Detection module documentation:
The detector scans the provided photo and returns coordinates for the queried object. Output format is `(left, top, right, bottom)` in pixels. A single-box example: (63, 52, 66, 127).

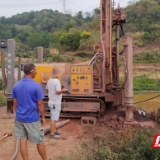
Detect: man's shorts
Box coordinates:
(48, 103, 61, 121)
(14, 120, 44, 144)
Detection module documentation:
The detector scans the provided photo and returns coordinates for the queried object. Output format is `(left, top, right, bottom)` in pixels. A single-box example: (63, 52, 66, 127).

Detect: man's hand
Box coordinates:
(41, 117, 46, 126)
(62, 88, 67, 93)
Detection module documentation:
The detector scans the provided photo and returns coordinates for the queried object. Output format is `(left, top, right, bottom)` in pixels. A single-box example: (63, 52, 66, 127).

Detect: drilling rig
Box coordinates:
(2, 0, 134, 121)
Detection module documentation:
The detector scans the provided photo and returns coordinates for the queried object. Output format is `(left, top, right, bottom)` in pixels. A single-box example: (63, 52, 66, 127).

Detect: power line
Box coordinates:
(0, 1, 60, 8)
(67, 0, 82, 10)
(81, 4, 100, 11)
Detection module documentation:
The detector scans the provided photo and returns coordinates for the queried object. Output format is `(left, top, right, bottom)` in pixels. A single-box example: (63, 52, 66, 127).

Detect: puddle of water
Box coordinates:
(134, 92, 160, 112)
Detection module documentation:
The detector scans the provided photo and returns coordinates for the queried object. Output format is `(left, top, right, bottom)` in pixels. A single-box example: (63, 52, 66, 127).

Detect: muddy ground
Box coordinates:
(0, 106, 157, 160)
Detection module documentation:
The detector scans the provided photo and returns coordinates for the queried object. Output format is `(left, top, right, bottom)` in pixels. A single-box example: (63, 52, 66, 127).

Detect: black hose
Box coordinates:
(120, 23, 125, 35)
(125, 94, 160, 105)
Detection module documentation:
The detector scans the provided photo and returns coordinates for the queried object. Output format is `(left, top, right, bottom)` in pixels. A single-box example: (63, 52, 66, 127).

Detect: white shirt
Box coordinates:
(46, 78, 62, 104)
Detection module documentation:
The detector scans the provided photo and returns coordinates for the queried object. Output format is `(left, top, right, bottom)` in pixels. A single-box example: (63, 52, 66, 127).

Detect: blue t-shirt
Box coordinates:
(12, 78, 44, 123)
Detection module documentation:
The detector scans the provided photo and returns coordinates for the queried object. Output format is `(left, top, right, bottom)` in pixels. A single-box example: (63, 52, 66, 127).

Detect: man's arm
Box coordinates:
(56, 89, 66, 95)
(13, 98, 17, 113)
(37, 99, 45, 125)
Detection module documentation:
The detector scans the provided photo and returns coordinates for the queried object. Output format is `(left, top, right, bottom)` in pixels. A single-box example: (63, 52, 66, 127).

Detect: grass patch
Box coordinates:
(57, 128, 159, 160)
(0, 92, 6, 107)
(117, 129, 160, 160)
(133, 49, 160, 63)
(120, 75, 160, 91)
(133, 75, 160, 91)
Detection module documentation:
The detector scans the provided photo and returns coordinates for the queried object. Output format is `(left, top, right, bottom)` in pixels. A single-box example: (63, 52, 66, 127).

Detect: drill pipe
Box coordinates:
(43, 119, 70, 135)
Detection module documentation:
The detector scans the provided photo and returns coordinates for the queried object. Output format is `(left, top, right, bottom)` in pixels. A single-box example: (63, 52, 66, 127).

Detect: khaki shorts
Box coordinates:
(14, 120, 44, 144)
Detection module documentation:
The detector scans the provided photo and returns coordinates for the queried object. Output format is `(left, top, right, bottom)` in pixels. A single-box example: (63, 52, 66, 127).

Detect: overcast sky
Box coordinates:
(0, 0, 131, 18)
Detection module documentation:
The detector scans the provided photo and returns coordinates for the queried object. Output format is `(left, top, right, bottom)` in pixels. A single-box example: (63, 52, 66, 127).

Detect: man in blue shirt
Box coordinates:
(12, 63, 47, 160)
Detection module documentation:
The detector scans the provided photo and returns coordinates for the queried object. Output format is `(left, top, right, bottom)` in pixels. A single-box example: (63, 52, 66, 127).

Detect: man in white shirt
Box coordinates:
(46, 66, 66, 139)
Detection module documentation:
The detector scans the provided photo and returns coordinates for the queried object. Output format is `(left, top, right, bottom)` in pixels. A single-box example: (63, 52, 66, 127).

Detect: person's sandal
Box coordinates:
(49, 134, 61, 139)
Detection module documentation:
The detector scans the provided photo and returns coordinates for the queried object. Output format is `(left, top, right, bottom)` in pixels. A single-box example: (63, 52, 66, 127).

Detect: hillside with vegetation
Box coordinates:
(0, 0, 160, 91)
(0, 8, 100, 59)
(0, 0, 160, 57)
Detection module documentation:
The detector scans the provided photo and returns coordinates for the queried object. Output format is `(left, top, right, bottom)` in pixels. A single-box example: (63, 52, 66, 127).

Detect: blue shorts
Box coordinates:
(48, 103, 61, 121)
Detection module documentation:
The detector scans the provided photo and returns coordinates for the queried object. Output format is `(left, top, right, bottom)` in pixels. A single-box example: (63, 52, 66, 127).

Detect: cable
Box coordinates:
(0, 1, 60, 8)
(125, 94, 160, 104)
(81, 4, 100, 11)
(68, 0, 82, 10)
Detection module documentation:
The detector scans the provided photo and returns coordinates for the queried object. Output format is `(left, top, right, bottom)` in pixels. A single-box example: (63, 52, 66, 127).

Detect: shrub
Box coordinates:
(0, 92, 6, 107)
(133, 49, 160, 63)
(81, 31, 91, 40)
(51, 54, 63, 62)
(0, 79, 4, 90)
(119, 129, 160, 160)
(143, 32, 150, 40)
(60, 30, 81, 51)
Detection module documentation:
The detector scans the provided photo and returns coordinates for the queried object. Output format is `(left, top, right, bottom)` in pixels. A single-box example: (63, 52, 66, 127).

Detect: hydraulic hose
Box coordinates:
(10, 139, 19, 160)
(1, 49, 7, 87)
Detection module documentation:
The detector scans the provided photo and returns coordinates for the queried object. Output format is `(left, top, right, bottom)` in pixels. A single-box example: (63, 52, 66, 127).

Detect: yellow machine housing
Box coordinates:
(33, 63, 70, 84)
(70, 65, 93, 95)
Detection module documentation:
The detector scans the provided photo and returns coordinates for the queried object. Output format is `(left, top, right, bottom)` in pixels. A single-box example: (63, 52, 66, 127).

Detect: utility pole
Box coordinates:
(62, 0, 67, 14)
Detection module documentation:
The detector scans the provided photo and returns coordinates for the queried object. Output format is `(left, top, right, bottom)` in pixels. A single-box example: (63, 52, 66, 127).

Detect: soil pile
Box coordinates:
(99, 109, 151, 128)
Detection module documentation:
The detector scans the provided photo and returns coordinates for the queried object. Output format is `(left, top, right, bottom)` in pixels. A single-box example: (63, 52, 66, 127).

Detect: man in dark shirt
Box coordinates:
(12, 63, 47, 160)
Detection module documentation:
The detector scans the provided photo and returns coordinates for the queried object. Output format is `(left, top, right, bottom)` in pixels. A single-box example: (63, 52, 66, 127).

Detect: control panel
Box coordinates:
(71, 65, 93, 95)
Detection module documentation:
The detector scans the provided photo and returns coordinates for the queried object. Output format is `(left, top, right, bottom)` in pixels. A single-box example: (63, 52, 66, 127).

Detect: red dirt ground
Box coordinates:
(0, 106, 157, 160)
(0, 106, 84, 160)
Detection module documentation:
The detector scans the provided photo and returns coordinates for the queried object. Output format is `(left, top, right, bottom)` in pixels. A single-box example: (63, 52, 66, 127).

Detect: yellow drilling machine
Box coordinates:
(1, 0, 134, 123)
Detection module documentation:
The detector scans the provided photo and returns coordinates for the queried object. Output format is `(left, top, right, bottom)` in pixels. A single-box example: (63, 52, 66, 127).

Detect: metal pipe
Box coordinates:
(88, 53, 97, 65)
(43, 119, 70, 135)
(1, 48, 7, 87)
(37, 46, 43, 63)
(122, 35, 134, 121)
(18, 57, 21, 81)
(109, 0, 112, 72)
(7, 39, 15, 114)
(116, 25, 120, 83)
(101, 37, 106, 93)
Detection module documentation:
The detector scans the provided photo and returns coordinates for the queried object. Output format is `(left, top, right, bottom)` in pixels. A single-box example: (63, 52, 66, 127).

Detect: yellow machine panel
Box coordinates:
(71, 65, 93, 95)
(34, 63, 70, 84)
